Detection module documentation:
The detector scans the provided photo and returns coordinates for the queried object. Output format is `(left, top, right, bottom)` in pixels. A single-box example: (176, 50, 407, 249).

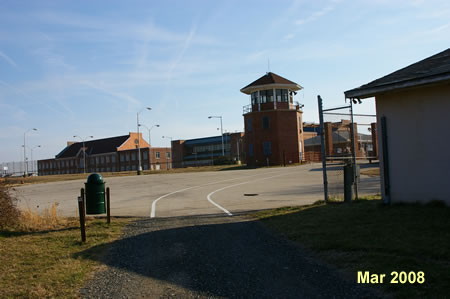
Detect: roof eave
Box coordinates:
(345, 73, 450, 99)
(240, 83, 303, 95)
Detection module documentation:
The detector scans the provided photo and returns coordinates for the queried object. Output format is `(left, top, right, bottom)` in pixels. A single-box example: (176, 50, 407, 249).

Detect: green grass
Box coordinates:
(0, 217, 132, 298)
(255, 197, 450, 298)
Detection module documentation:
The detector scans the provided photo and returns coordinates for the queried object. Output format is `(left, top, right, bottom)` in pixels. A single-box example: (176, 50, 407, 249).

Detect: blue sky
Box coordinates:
(1, 0, 449, 162)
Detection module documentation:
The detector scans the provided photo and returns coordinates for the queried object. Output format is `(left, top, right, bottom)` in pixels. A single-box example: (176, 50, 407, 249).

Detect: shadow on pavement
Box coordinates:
(76, 215, 375, 298)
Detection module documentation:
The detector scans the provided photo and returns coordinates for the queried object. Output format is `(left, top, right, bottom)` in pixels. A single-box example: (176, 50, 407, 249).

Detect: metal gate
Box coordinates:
(318, 95, 380, 202)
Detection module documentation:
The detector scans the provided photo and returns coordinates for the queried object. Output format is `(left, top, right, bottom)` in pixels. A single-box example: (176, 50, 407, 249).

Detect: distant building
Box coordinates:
(303, 120, 377, 162)
(37, 132, 171, 175)
(241, 72, 304, 167)
(172, 133, 244, 168)
(345, 48, 450, 205)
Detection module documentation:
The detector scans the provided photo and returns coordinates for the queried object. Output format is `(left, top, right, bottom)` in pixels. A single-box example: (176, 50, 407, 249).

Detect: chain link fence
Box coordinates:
(318, 96, 380, 201)
(1, 161, 37, 177)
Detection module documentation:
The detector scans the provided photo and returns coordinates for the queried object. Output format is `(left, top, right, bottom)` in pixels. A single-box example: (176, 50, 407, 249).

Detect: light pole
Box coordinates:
(137, 107, 152, 174)
(23, 128, 37, 176)
(74, 135, 94, 174)
(139, 124, 160, 170)
(30, 145, 41, 174)
(208, 116, 224, 156)
(162, 136, 173, 170)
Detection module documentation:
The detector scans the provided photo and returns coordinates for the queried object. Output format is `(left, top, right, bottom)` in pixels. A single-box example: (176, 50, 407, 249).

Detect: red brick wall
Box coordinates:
(244, 109, 303, 167)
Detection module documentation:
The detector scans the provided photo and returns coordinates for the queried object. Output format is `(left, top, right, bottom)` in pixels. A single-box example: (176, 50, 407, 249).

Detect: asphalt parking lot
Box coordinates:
(15, 163, 380, 218)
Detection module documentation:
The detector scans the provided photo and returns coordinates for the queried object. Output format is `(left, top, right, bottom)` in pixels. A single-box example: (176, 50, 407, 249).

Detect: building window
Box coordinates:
(251, 92, 258, 105)
(96, 157, 99, 164)
(247, 118, 252, 132)
(106, 155, 110, 163)
(166, 152, 170, 159)
(282, 89, 288, 102)
(120, 154, 125, 162)
(101, 156, 105, 164)
(112, 155, 116, 163)
(263, 141, 272, 156)
(131, 152, 136, 161)
(126, 154, 129, 161)
(156, 152, 160, 159)
(259, 90, 267, 103)
(262, 116, 270, 129)
(267, 89, 274, 102)
(249, 144, 254, 157)
(143, 151, 148, 160)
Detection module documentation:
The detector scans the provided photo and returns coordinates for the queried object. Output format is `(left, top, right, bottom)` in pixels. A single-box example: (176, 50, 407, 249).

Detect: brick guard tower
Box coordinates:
(241, 72, 304, 167)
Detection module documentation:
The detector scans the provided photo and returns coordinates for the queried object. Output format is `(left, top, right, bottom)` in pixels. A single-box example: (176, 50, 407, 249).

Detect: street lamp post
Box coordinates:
(208, 116, 224, 156)
(23, 128, 37, 176)
(137, 107, 152, 174)
(139, 124, 160, 170)
(74, 135, 94, 174)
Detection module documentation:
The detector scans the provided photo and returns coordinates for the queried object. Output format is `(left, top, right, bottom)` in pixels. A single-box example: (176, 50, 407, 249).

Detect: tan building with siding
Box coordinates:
(345, 48, 450, 205)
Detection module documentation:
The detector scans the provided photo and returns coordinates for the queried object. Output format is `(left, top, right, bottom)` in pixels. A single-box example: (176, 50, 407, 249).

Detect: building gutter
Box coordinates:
(344, 73, 450, 99)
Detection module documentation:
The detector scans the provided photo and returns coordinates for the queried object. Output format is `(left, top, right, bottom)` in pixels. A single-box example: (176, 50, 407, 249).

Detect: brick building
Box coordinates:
(303, 120, 377, 162)
(241, 72, 304, 167)
(37, 132, 171, 175)
(172, 133, 244, 168)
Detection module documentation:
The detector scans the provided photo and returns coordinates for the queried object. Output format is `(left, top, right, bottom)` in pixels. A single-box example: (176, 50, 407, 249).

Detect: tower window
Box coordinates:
(260, 90, 267, 103)
(267, 89, 274, 102)
(249, 144, 254, 157)
(262, 116, 270, 129)
(251, 92, 258, 105)
(263, 141, 272, 156)
(247, 118, 252, 132)
(282, 89, 289, 102)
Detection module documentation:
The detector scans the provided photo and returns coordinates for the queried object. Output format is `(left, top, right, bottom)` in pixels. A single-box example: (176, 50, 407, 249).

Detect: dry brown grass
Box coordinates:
(360, 168, 380, 177)
(19, 203, 76, 231)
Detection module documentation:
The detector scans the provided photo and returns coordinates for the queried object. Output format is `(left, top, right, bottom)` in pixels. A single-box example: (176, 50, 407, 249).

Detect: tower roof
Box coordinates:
(240, 72, 302, 94)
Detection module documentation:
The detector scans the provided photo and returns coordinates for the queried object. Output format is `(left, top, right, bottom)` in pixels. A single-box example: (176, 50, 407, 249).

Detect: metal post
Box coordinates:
(79, 188, 86, 242)
(106, 187, 111, 224)
(350, 100, 358, 201)
(236, 139, 240, 162)
(220, 117, 224, 156)
(137, 112, 142, 174)
(318, 95, 328, 203)
(380, 116, 391, 204)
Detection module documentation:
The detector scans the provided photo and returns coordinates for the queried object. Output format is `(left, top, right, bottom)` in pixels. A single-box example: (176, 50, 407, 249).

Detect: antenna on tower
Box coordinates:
(267, 58, 271, 73)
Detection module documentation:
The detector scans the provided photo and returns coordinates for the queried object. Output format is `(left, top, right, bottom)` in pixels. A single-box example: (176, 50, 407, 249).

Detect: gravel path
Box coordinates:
(81, 215, 377, 298)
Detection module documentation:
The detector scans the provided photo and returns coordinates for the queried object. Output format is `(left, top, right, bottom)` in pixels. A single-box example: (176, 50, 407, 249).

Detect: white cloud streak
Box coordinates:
(295, 0, 340, 25)
(0, 50, 17, 68)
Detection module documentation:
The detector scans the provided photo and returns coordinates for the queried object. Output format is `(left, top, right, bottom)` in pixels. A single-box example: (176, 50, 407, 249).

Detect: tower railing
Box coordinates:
(242, 102, 304, 114)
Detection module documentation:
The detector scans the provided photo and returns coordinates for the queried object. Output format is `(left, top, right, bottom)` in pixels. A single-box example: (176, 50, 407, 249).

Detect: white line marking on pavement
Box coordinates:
(206, 173, 291, 216)
(150, 171, 283, 218)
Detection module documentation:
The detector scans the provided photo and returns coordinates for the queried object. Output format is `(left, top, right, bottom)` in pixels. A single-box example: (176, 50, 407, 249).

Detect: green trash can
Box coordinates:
(85, 173, 106, 215)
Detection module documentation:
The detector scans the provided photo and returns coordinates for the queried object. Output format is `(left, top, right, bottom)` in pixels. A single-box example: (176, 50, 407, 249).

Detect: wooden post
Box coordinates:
(78, 188, 86, 242)
(106, 187, 111, 224)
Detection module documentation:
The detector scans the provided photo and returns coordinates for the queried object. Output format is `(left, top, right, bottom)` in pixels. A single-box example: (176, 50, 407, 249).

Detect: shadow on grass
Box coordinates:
(218, 165, 253, 171)
(0, 226, 80, 238)
(257, 199, 450, 298)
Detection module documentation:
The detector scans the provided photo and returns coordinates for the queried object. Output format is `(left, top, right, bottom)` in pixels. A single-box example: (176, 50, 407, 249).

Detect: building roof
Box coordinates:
(55, 135, 130, 158)
(240, 72, 302, 94)
(345, 48, 450, 99)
